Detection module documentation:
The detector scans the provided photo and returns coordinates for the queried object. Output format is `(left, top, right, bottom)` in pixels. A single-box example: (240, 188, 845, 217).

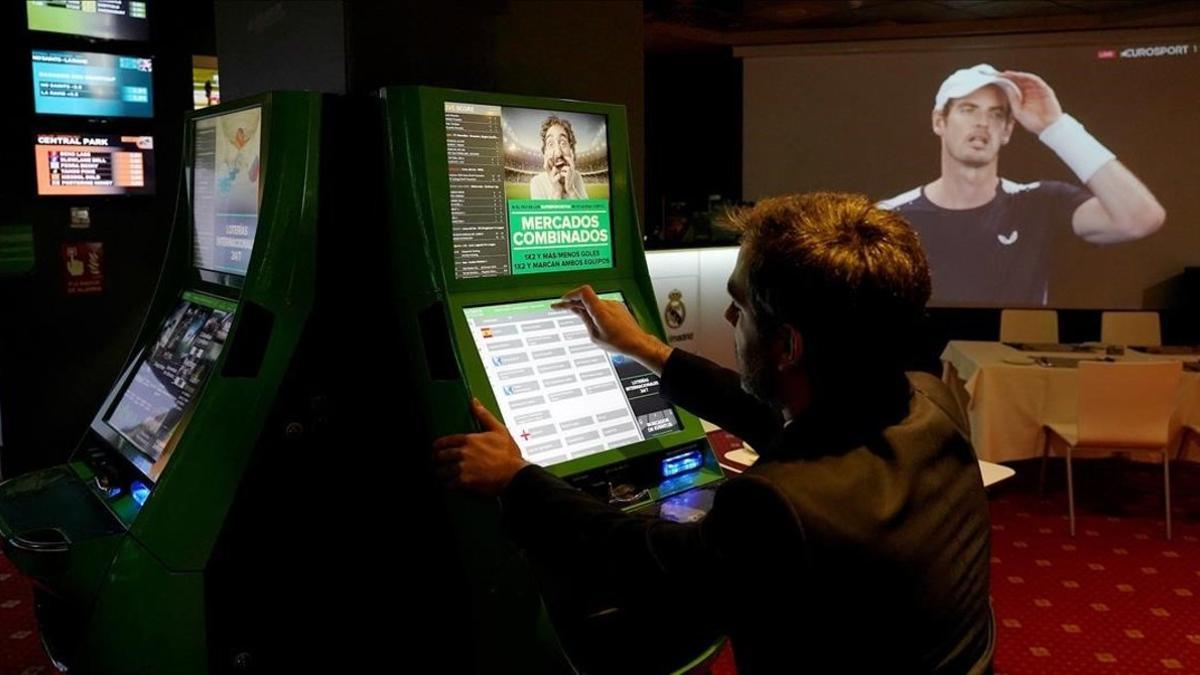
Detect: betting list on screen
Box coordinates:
(31, 49, 153, 118)
(464, 293, 682, 467)
(192, 107, 263, 277)
(34, 133, 154, 196)
(443, 102, 613, 279)
(104, 292, 235, 470)
(26, 1, 149, 41)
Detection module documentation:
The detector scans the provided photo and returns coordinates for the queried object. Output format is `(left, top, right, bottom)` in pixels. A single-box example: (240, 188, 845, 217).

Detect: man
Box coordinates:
(880, 64, 1165, 305)
(529, 115, 589, 200)
(434, 193, 993, 673)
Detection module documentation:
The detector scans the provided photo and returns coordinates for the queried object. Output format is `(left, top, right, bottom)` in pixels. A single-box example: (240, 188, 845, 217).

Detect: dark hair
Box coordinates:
(540, 115, 577, 152)
(725, 192, 931, 382)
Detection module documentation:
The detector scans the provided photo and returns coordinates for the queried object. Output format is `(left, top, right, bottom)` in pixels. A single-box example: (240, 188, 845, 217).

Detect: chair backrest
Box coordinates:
(1077, 361, 1181, 448)
(1100, 311, 1161, 346)
(1000, 309, 1059, 344)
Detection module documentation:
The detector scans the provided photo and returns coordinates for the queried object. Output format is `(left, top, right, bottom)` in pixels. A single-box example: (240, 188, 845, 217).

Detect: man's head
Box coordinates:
(932, 64, 1019, 168)
(540, 115, 577, 180)
(723, 193, 931, 409)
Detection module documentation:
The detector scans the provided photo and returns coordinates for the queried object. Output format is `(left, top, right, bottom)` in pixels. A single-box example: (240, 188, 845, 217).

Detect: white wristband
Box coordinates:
(1038, 113, 1115, 184)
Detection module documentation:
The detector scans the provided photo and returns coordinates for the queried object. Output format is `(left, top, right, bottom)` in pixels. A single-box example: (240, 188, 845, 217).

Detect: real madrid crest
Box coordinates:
(664, 289, 686, 329)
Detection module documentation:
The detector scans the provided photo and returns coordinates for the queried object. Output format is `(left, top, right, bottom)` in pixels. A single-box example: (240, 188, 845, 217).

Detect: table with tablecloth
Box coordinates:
(940, 341, 1200, 463)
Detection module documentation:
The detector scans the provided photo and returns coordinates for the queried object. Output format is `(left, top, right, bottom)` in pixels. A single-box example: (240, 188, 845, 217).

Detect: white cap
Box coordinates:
(934, 64, 1021, 111)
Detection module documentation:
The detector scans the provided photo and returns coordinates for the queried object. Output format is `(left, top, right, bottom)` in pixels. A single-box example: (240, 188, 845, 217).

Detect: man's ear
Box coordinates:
(932, 108, 946, 137)
(777, 323, 804, 370)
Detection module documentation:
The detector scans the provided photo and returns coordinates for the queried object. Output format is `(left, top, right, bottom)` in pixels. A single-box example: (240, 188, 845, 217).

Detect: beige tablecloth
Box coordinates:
(940, 341, 1200, 463)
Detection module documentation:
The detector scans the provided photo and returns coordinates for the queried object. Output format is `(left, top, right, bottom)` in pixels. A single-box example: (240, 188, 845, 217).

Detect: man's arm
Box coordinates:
(1071, 163, 1165, 244)
(431, 399, 806, 604)
(1001, 70, 1165, 244)
(554, 285, 781, 448)
(660, 349, 782, 451)
(501, 466, 806, 608)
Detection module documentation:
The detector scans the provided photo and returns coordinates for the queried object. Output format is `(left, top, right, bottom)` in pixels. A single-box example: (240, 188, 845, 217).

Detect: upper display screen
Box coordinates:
(444, 102, 613, 280)
(192, 107, 263, 279)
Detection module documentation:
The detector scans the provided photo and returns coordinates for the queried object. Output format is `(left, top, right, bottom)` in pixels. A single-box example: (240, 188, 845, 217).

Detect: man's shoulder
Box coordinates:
(907, 371, 970, 439)
(877, 186, 925, 211)
(529, 172, 552, 198)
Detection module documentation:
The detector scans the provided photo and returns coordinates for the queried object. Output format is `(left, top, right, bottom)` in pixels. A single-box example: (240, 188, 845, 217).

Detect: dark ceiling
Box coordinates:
(645, 0, 1200, 51)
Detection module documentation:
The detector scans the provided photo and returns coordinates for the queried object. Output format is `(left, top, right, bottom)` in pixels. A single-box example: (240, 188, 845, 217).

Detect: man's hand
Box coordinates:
(432, 398, 529, 497)
(552, 285, 673, 375)
(560, 164, 580, 198)
(562, 154, 584, 198)
(1001, 70, 1062, 135)
(545, 155, 568, 198)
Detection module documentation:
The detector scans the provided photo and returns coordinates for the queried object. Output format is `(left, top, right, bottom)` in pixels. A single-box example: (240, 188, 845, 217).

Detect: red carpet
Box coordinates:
(1, 458, 1196, 674)
(990, 458, 1200, 675)
(0, 553, 52, 675)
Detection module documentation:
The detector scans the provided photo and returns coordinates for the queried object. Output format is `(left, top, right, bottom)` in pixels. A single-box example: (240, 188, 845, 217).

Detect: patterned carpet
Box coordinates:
(0, 557, 50, 675)
(0, 458, 1196, 674)
(990, 458, 1200, 675)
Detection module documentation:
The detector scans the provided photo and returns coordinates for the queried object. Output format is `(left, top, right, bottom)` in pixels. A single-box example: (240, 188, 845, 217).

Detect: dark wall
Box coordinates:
(343, 0, 646, 222)
(214, 0, 347, 99)
(0, 4, 213, 477)
(644, 52, 742, 242)
(211, 1, 646, 226)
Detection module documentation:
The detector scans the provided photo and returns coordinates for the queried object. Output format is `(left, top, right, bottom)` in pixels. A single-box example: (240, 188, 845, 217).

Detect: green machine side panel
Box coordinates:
(129, 91, 323, 572)
(83, 537, 208, 675)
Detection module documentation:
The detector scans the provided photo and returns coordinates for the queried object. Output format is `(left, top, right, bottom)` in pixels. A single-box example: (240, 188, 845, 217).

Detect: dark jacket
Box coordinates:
(502, 349, 993, 674)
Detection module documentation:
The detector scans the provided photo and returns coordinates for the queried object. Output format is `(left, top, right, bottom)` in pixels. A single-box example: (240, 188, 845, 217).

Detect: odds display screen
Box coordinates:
(192, 107, 263, 278)
(444, 102, 613, 279)
(463, 293, 682, 467)
(26, 1, 149, 41)
(34, 133, 154, 196)
(105, 292, 235, 478)
(31, 49, 153, 118)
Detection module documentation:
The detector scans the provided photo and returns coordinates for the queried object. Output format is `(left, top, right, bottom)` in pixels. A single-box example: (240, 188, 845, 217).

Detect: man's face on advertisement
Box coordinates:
(934, 85, 1014, 168)
(543, 123, 575, 178)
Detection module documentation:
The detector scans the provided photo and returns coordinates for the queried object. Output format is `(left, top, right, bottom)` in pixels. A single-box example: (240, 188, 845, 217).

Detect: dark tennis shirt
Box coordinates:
(880, 179, 1092, 306)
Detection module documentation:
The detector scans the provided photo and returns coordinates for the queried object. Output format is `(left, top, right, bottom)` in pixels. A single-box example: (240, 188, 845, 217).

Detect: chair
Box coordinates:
(1040, 361, 1181, 539)
(1100, 311, 1161, 346)
(1000, 309, 1059, 344)
(1181, 423, 1200, 461)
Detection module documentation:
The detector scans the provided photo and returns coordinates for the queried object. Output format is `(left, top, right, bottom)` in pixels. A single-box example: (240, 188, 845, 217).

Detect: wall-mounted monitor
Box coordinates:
(34, 132, 155, 196)
(32, 49, 153, 118)
(26, 1, 149, 41)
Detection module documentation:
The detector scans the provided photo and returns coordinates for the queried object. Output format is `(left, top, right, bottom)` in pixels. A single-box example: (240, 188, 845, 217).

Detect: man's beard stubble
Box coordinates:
(738, 335, 777, 405)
